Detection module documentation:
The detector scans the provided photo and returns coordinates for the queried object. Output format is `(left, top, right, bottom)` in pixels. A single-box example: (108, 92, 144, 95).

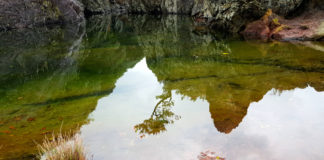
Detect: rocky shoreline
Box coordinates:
(242, 1, 324, 41)
(0, 0, 323, 41)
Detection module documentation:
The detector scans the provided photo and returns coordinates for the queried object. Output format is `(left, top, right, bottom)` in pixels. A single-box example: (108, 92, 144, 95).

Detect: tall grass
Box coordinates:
(38, 132, 90, 160)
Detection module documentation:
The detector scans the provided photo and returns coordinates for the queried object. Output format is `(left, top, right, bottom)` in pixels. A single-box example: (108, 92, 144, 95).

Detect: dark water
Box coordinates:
(0, 15, 324, 160)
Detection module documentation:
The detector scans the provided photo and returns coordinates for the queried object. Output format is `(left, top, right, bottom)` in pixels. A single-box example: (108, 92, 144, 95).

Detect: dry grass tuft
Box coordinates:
(38, 132, 90, 160)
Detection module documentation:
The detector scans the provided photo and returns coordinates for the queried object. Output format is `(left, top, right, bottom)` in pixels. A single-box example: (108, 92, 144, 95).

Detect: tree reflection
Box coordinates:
(134, 90, 180, 137)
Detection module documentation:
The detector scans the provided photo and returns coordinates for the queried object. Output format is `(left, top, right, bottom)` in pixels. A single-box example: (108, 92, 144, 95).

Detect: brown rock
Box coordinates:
(242, 9, 324, 41)
(272, 10, 324, 41)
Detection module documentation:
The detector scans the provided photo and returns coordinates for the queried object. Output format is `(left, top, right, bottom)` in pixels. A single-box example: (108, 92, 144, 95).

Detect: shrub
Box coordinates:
(38, 132, 90, 160)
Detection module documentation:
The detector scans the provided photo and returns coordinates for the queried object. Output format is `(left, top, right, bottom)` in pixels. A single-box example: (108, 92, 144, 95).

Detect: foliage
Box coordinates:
(38, 132, 90, 160)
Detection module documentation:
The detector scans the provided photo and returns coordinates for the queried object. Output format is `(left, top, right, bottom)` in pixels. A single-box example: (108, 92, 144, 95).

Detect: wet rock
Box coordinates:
(0, 0, 84, 30)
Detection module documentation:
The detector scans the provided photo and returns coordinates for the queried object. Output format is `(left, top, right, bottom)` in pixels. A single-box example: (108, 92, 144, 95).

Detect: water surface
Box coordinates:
(0, 15, 323, 160)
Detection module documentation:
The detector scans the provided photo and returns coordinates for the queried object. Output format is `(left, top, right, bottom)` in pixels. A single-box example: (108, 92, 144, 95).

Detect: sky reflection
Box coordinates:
(81, 59, 324, 160)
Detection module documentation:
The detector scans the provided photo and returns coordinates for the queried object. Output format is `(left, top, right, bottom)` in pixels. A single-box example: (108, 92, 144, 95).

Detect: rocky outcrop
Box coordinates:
(79, 0, 304, 33)
(0, 0, 84, 30)
(81, 0, 111, 13)
(0, 0, 322, 38)
(82, 0, 303, 15)
(242, 3, 324, 41)
(272, 10, 324, 41)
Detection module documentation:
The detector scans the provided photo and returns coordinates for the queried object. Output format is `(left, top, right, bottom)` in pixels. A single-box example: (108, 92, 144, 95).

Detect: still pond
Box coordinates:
(0, 15, 324, 160)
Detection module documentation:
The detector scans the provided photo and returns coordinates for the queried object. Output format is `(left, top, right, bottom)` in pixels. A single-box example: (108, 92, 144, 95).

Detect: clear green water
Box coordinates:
(0, 15, 324, 160)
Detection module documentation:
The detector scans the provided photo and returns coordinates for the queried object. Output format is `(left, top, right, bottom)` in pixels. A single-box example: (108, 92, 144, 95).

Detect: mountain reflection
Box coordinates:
(146, 41, 324, 134)
(84, 15, 324, 136)
(139, 15, 324, 134)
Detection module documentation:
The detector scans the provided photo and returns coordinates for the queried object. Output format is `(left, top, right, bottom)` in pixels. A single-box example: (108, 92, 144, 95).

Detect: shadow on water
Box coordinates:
(0, 14, 323, 159)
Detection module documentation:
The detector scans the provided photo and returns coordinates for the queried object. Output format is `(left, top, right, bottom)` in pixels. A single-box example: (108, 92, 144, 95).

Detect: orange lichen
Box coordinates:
(272, 25, 287, 34)
(262, 9, 273, 23)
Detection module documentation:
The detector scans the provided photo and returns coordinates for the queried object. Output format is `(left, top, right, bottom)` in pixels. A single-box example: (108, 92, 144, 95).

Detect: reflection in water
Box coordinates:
(0, 16, 143, 159)
(145, 34, 324, 134)
(0, 15, 323, 159)
(198, 151, 225, 160)
(134, 90, 180, 137)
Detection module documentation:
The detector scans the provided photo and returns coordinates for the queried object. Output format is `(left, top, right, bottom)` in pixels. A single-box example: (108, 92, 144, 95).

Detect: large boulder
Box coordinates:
(0, 0, 84, 30)
(242, 5, 324, 41)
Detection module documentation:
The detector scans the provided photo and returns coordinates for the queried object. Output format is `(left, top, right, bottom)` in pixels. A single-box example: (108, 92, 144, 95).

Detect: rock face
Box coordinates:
(0, 0, 321, 37)
(81, 0, 110, 13)
(80, 0, 303, 33)
(0, 0, 84, 30)
(82, 0, 303, 15)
